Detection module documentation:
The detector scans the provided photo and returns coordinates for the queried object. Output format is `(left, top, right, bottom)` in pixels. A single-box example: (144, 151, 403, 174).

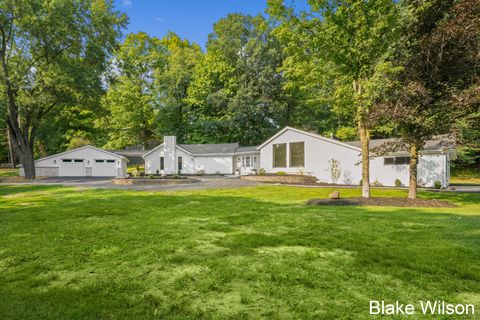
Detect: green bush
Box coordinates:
(258, 168, 266, 176)
(394, 179, 402, 187)
(148, 174, 154, 179)
(372, 179, 383, 187)
(276, 171, 286, 176)
(434, 180, 442, 189)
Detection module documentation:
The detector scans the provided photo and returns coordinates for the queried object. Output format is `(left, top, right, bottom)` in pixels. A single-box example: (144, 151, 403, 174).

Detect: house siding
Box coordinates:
(19, 146, 127, 178)
(259, 128, 450, 188)
(260, 129, 362, 184)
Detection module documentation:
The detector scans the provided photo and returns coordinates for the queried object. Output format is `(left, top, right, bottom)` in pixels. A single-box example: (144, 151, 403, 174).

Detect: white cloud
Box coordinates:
(155, 17, 164, 22)
(122, 0, 132, 6)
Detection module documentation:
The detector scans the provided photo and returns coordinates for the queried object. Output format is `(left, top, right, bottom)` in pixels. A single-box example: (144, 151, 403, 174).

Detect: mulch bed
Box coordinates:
(306, 197, 457, 208)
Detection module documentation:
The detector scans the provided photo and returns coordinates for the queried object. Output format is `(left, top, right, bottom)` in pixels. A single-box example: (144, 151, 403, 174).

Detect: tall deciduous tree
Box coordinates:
(377, 0, 480, 198)
(188, 13, 287, 145)
(98, 32, 165, 149)
(155, 33, 202, 142)
(268, 0, 404, 197)
(0, 0, 126, 178)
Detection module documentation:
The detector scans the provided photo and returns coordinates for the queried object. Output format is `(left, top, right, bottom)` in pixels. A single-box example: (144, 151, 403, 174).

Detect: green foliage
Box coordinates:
(258, 168, 266, 176)
(434, 181, 442, 189)
(0, 0, 126, 176)
(0, 185, 479, 318)
(98, 32, 164, 149)
(395, 179, 402, 187)
(187, 14, 288, 145)
(276, 171, 286, 175)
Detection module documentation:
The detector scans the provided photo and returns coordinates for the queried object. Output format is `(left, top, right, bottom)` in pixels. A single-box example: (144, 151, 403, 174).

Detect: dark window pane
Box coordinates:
(106, 160, 115, 163)
(289, 142, 305, 167)
(160, 157, 164, 170)
(178, 157, 183, 171)
(273, 143, 287, 168)
(74, 159, 84, 163)
(395, 157, 410, 165)
(62, 159, 72, 162)
(95, 160, 104, 163)
(384, 158, 394, 165)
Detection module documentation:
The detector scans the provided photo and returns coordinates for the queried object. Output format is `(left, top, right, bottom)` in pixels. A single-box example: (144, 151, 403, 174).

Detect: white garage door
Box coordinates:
(60, 159, 85, 176)
(93, 159, 117, 177)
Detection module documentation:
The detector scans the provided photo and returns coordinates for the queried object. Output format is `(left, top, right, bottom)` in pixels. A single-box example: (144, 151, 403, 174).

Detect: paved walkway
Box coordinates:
(1, 176, 261, 191)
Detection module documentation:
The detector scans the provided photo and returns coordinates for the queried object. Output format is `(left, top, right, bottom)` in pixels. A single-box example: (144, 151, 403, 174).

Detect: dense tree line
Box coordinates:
(1, 0, 478, 198)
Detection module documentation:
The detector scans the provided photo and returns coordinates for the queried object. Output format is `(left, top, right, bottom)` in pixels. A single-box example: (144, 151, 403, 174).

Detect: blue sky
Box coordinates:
(113, 0, 271, 48)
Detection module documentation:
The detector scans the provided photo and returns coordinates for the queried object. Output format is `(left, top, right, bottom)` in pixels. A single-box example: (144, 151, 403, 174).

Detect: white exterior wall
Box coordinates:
(144, 146, 163, 174)
(176, 148, 195, 174)
(164, 136, 176, 174)
(370, 153, 447, 188)
(19, 146, 126, 177)
(194, 156, 233, 174)
(144, 145, 233, 175)
(259, 129, 362, 184)
(259, 128, 450, 187)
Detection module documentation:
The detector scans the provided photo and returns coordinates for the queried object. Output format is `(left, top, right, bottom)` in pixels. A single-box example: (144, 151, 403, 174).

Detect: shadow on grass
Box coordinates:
(0, 185, 480, 319)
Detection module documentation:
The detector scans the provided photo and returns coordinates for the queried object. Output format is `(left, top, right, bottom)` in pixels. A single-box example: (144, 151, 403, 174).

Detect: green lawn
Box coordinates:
(451, 166, 480, 184)
(0, 185, 479, 319)
(0, 168, 18, 177)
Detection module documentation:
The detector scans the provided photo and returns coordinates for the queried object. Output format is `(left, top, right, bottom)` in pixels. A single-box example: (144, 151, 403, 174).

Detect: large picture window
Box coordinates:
(273, 143, 287, 168)
(289, 142, 305, 167)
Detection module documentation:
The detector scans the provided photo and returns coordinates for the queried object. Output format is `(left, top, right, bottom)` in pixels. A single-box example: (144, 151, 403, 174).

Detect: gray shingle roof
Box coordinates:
(178, 143, 239, 155)
(235, 146, 260, 153)
(345, 135, 455, 153)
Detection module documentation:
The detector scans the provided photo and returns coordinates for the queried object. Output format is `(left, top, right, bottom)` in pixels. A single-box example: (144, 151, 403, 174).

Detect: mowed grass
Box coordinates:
(0, 185, 479, 319)
(451, 166, 480, 184)
(0, 168, 18, 177)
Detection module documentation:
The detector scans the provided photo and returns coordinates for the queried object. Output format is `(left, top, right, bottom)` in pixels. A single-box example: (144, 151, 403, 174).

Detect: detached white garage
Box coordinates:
(20, 145, 128, 178)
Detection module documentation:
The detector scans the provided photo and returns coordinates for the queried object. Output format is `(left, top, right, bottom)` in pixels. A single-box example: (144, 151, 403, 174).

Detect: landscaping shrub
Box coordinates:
(394, 179, 402, 187)
(372, 179, 384, 187)
(434, 180, 442, 189)
(276, 171, 286, 175)
(258, 168, 266, 176)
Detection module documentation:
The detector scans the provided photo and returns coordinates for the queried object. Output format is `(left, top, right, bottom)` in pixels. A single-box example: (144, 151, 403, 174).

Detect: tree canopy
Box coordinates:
(1, 0, 478, 181)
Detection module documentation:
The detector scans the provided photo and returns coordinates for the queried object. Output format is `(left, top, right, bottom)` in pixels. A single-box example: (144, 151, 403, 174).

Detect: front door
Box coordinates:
(240, 155, 257, 175)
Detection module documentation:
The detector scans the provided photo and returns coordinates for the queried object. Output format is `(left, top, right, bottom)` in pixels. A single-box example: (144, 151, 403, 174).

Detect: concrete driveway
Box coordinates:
(3, 176, 261, 191)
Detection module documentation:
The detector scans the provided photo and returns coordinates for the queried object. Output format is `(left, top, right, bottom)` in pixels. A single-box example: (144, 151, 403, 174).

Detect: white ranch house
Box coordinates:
(21, 127, 455, 188)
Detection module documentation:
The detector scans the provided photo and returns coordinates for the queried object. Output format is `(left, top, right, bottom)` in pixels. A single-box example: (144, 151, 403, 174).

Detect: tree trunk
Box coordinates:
(358, 122, 370, 198)
(22, 144, 36, 179)
(6, 128, 16, 168)
(354, 79, 370, 198)
(408, 144, 418, 199)
(6, 122, 36, 179)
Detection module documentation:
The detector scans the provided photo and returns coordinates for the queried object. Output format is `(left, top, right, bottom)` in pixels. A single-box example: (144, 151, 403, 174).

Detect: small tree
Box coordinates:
(328, 159, 342, 184)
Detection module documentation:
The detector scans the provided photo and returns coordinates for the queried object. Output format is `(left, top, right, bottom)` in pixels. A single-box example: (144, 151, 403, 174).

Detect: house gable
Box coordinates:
(258, 127, 362, 152)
